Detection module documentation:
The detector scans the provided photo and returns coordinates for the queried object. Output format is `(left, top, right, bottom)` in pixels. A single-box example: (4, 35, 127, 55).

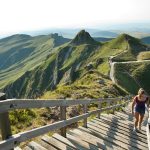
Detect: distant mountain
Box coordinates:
(0, 33, 70, 89)
(91, 31, 118, 38)
(141, 36, 150, 45)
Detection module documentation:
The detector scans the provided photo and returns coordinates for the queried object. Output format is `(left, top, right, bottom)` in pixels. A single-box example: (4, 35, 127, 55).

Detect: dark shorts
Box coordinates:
(134, 106, 145, 115)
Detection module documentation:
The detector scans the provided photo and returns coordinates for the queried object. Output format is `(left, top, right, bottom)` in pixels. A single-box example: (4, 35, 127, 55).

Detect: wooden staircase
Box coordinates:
(0, 95, 149, 150)
(23, 110, 149, 150)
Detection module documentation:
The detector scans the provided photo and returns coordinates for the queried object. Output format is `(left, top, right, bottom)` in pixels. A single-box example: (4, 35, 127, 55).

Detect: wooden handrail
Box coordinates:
(0, 97, 129, 114)
(0, 96, 131, 150)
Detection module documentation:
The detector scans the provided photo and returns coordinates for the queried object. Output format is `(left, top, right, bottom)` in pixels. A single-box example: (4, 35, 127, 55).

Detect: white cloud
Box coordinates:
(0, 0, 150, 35)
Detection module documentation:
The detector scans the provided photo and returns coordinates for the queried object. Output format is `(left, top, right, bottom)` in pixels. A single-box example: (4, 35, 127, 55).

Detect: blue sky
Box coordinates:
(0, 0, 150, 36)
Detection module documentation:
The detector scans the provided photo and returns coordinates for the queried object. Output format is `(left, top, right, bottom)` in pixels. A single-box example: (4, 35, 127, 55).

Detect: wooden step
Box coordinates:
(66, 133, 101, 150)
(88, 121, 148, 150)
(37, 139, 57, 150)
(87, 123, 141, 150)
(116, 111, 148, 126)
(42, 135, 74, 150)
(78, 126, 134, 150)
(68, 128, 123, 150)
(98, 116, 147, 141)
(115, 112, 134, 121)
(91, 118, 148, 148)
(27, 141, 47, 150)
(52, 133, 79, 150)
(100, 115, 147, 136)
(95, 117, 146, 137)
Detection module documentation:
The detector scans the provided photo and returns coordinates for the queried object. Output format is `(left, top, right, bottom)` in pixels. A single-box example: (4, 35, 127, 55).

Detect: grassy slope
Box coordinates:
(110, 34, 147, 61)
(4, 41, 101, 98)
(114, 62, 150, 94)
(0, 34, 70, 89)
(4, 32, 149, 98)
(42, 70, 127, 99)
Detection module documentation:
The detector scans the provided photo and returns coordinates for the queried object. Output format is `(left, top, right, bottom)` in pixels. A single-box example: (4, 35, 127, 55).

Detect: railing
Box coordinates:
(0, 93, 131, 150)
(147, 109, 150, 150)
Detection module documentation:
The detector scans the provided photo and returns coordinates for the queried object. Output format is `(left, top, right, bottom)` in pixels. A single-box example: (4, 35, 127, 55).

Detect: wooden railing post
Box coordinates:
(107, 100, 111, 114)
(0, 93, 12, 142)
(112, 100, 115, 114)
(97, 101, 101, 118)
(83, 104, 88, 128)
(60, 106, 66, 137)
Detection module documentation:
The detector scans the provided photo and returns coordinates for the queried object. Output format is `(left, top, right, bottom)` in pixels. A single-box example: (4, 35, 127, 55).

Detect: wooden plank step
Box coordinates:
(53, 134, 97, 150)
(115, 112, 134, 121)
(96, 116, 146, 136)
(116, 111, 148, 126)
(68, 128, 123, 150)
(37, 139, 57, 150)
(88, 121, 148, 150)
(87, 123, 140, 150)
(95, 117, 147, 144)
(91, 119, 148, 148)
(98, 116, 147, 140)
(85, 125, 138, 150)
(27, 141, 47, 150)
(99, 114, 138, 130)
(66, 133, 102, 150)
(103, 114, 147, 135)
(78, 127, 127, 150)
(108, 113, 133, 122)
(115, 111, 148, 124)
(42, 135, 74, 150)
(108, 113, 147, 128)
(52, 133, 82, 150)
(100, 115, 147, 136)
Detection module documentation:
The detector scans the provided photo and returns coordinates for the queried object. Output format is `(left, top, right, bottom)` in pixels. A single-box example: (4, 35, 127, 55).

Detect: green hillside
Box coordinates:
(2, 31, 150, 98)
(111, 34, 147, 62)
(114, 61, 150, 94)
(4, 30, 102, 98)
(0, 34, 70, 89)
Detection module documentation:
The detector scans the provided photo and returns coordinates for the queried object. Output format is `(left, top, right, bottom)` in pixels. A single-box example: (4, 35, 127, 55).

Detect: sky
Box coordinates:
(0, 0, 150, 36)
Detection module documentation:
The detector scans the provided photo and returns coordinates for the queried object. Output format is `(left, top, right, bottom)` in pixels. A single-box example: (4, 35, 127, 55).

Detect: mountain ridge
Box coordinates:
(1, 30, 150, 98)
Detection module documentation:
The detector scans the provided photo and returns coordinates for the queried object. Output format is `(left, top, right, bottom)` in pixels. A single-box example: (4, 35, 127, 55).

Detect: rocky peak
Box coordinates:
(71, 30, 98, 45)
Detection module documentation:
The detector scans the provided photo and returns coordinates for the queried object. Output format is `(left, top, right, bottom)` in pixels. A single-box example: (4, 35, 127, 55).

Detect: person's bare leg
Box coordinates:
(139, 114, 144, 130)
(134, 112, 139, 129)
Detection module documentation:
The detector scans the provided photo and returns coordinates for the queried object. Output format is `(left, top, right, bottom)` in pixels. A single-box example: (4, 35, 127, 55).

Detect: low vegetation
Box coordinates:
(114, 62, 150, 94)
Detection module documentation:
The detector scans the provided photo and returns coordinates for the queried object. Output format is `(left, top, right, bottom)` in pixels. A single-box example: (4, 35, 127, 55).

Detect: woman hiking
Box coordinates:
(132, 88, 149, 131)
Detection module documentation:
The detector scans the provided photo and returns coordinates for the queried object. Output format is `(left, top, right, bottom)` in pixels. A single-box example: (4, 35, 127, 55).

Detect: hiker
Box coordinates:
(132, 88, 149, 131)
